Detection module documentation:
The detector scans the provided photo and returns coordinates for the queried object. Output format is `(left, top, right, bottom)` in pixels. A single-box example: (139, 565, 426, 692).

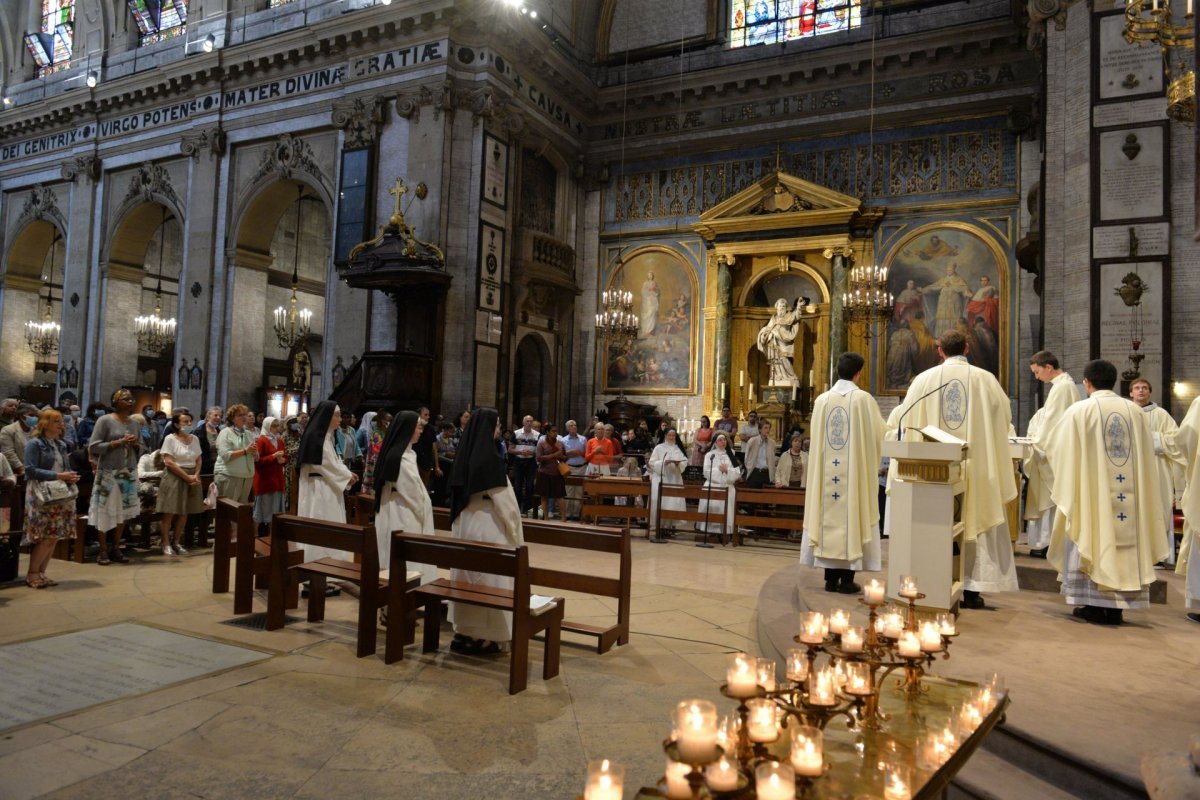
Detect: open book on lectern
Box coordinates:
(915, 426, 967, 447)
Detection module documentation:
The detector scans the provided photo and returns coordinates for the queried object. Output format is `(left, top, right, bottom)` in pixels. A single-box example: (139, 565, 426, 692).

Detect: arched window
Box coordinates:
(730, 0, 861, 49)
(25, 0, 75, 77)
(128, 0, 188, 45)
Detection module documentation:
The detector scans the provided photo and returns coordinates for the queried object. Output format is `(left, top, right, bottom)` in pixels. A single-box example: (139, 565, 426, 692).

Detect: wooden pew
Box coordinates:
(732, 486, 806, 545)
(266, 514, 387, 658)
(581, 477, 650, 533)
(431, 508, 631, 654)
(220, 498, 305, 614)
(385, 532, 564, 694)
(654, 482, 733, 545)
(212, 498, 244, 594)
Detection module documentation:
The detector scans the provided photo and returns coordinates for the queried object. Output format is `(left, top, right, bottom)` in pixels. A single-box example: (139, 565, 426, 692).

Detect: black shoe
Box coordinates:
(1028, 547, 1048, 559)
(825, 580, 841, 593)
(1187, 613, 1200, 624)
(836, 581, 862, 595)
(109, 549, 129, 564)
(1105, 608, 1124, 625)
(1071, 605, 1113, 625)
(961, 591, 985, 610)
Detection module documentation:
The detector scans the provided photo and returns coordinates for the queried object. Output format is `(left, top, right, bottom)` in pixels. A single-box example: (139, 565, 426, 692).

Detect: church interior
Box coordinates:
(1, 0, 1198, 798)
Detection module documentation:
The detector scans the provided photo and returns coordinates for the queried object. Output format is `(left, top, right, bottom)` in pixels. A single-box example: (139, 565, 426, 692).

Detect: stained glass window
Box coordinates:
(730, 0, 860, 48)
(25, 0, 74, 77)
(127, 0, 188, 45)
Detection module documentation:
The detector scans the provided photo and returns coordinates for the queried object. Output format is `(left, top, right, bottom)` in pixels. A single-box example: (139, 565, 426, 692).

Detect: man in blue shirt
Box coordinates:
(560, 419, 588, 521)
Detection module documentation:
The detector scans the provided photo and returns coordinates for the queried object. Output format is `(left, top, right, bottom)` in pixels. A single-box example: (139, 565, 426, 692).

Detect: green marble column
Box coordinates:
(716, 254, 732, 407)
(828, 249, 848, 381)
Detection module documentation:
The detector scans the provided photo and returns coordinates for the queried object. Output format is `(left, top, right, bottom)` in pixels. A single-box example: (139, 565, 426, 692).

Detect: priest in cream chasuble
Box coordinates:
(1025, 352, 1080, 554)
(1158, 395, 1200, 623)
(1130, 378, 1186, 566)
(888, 330, 1018, 608)
(801, 353, 885, 594)
(1044, 360, 1167, 625)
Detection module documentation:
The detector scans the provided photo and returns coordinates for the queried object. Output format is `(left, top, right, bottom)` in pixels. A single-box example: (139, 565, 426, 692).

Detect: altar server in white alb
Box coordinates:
(447, 407, 525, 656)
(889, 330, 1018, 609)
(697, 432, 737, 538)
(802, 352, 885, 594)
(1043, 360, 1166, 625)
(373, 411, 437, 586)
(296, 401, 357, 573)
(1024, 350, 1079, 558)
(1156, 395, 1200, 624)
(1129, 378, 1186, 567)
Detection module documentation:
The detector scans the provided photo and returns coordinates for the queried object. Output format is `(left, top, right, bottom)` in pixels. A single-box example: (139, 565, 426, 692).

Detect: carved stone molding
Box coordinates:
(434, 80, 457, 121)
(331, 96, 386, 149)
(60, 155, 100, 183)
(16, 184, 66, 230)
(180, 127, 226, 160)
(1025, 0, 1084, 49)
(124, 161, 182, 211)
(251, 133, 325, 186)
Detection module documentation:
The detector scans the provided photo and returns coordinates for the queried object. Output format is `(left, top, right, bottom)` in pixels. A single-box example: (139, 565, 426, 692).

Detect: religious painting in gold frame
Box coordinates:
(877, 221, 1009, 396)
(601, 245, 699, 395)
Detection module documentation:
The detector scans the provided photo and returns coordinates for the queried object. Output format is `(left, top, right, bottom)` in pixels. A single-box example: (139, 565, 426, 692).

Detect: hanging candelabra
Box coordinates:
(1124, 0, 1195, 123)
(135, 208, 178, 354)
(273, 185, 314, 349)
(842, 262, 894, 332)
(26, 231, 61, 359)
(595, 279, 638, 350)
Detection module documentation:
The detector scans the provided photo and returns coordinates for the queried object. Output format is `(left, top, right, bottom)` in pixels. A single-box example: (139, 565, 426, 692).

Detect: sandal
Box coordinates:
(97, 553, 110, 566)
(38, 575, 58, 587)
(24, 577, 46, 589)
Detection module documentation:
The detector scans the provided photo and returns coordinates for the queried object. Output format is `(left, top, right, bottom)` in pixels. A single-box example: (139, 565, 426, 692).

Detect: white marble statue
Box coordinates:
(756, 297, 805, 387)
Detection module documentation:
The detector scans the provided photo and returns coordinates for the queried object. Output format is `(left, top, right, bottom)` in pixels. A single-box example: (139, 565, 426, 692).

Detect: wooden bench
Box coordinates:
(216, 498, 305, 615)
(212, 498, 244, 594)
(732, 486, 806, 546)
(432, 508, 631, 654)
(654, 482, 734, 546)
(266, 514, 388, 658)
(385, 532, 564, 694)
(582, 477, 650, 533)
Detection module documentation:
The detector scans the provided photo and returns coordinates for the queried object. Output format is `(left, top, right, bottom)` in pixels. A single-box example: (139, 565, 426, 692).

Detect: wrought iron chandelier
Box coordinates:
(25, 231, 61, 358)
(273, 185, 313, 349)
(135, 207, 177, 354)
(595, 278, 638, 350)
(1124, 0, 1195, 123)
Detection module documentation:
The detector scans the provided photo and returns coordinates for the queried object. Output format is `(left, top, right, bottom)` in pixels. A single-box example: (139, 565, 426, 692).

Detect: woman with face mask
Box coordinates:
(157, 411, 203, 556)
(253, 417, 289, 533)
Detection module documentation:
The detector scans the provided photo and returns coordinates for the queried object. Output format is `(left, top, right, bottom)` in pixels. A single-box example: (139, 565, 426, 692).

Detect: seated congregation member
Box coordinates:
(801, 352, 886, 594)
(253, 417, 288, 534)
(374, 411, 437, 589)
(648, 428, 688, 538)
(23, 409, 80, 588)
(775, 434, 808, 490)
(697, 432, 737, 536)
(296, 401, 358, 597)
(157, 411, 204, 556)
(88, 389, 143, 564)
(214, 405, 258, 503)
(447, 407, 524, 656)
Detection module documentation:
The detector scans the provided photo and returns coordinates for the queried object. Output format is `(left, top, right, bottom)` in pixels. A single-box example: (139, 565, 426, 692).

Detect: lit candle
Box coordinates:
(829, 608, 849, 635)
(841, 626, 864, 653)
(790, 725, 824, 777)
(749, 382, 755, 402)
(919, 621, 943, 652)
(919, 732, 952, 770)
(883, 611, 904, 639)
(584, 759, 624, 800)
(720, 382, 726, 399)
(705, 756, 740, 792)
(898, 575, 920, 599)
(746, 699, 779, 743)
(740, 370, 745, 387)
(883, 764, 912, 800)
(785, 648, 808, 682)
(726, 652, 758, 698)
(936, 612, 956, 636)
(898, 631, 921, 658)
(844, 662, 872, 696)
(808, 668, 836, 706)
(755, 763, 796, 800)
(756, 658, 776, 692)
(663, 760, 691, 800)
(863, 579, 885, 604)
(808, 369, 815, 385)
(674, 700, 718, 764)
(799, 611, 827, 644)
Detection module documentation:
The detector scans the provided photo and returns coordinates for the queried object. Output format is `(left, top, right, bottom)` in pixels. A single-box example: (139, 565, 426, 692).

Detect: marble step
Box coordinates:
(949, 746, 1082, 800)
(1013, 549, 1170, 604)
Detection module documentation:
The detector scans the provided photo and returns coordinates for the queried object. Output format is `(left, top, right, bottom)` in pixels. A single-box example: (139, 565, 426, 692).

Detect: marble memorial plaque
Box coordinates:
(1099, 261, 1163, 393)
(1093, 97, 1166, 128)
(1093, 222, 1170, 258)
(474, 344, 499, 406)
(481, 134, 508, 210)
(477, 222, 505, 313)
(1097, 13, 1162, 101)
(0, 623, 268, 731)
(1098, 126, 1165, 221)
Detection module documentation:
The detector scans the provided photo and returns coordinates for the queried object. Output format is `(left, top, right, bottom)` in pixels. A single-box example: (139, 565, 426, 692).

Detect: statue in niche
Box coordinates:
(756, 297, 807, 387)
(291, 350, 312, 394)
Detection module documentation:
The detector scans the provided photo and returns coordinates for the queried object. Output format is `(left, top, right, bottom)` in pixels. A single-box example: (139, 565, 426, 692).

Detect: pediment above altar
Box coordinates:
(692, 171, 863, 240)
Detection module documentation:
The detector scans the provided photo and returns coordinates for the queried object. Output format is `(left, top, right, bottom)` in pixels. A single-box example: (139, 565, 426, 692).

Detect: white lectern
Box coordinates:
(884, 427, 967, 611)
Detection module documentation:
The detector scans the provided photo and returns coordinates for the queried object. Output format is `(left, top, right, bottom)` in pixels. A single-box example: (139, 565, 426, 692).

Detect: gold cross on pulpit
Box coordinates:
(388, 178, 409, 221)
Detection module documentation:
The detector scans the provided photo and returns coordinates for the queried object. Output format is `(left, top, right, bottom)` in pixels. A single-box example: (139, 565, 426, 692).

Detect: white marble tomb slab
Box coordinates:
(0, 623, 269, 731)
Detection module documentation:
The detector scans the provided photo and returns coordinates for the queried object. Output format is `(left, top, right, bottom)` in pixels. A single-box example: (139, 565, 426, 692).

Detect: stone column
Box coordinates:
(227, 263, 268, 400)
(98, 269, 143, 398)
(59, 157, 100, 401)
(715, 254, 732, 407)
(825, 246, 851, 380)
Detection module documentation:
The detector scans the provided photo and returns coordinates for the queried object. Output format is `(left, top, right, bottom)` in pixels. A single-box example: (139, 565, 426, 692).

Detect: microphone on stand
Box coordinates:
(896, 381, 954, 440)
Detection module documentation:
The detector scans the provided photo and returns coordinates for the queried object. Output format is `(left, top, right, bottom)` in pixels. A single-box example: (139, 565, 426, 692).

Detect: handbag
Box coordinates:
(32, 479, 77, 505)
(557, 461, 572, 477)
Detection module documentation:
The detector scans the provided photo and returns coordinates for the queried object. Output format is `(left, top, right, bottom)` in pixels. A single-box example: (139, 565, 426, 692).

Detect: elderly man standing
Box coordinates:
(1024, 350, 1079, 558)
(510, 415, 540, 516)
(1043, 360, 1166, 625)
(560, 420, 588, 520)
(1129, 378, 1185, 567)
(0, 398, 18, 429)
(889, 330, 1017, 610)
(0, 403, 39, 478)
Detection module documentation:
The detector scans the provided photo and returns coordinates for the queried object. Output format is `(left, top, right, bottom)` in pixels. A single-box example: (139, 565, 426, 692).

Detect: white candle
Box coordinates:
(829, 608, 849, 635)
(740, 370, 745, 387)
(841, 626, 864, 653)
(959, 702, 984, 731)
(721, 382, 726, 399)
(799, 611, 827, 644)
(674, 700, 718, 764)
(584, 760, 624, 800)
(844, 662, 872, 696)
(808, 668, 836, 706)
(726, 652, 758, 698)
(936, 612, 956, 636)
(919, 621, 943, 652)
(705, 756, 740, 792)
(746, 698, 779, 743)
(756, 658, 776, 692)
(664, 760, 691, 800)
(883, 612, 904, 639)
(790, 725, 824, 777)
(808, 369, 815, 385)
(792, 386, 798, 402)
(883, 764, 912, 800)
(863, 579, 885, 604)
(898, 575, 920, 599)
(785, 648, 808, 682)
(898, 631, 921, 658)
(755, 763, 796, 800)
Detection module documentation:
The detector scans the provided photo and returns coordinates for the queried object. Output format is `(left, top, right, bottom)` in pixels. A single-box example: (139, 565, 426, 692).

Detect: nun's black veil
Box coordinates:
(298, 401, 338, 466)
(447, 407, 507, 524)
(373, 411, 419, 512)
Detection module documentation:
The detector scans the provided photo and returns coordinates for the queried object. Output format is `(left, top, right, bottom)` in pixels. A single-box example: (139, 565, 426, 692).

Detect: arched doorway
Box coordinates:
(2, 219, 66, 398)
(513, 334, 550, 422)
(231, 179, 331, 407)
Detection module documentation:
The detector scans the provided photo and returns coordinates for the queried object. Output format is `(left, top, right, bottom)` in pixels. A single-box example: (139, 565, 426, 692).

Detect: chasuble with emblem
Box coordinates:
(1160, 396, 1200, 609)
(1143, 402, 1186, 565)
(801, 380, 885, 567)
(1044, 390, 1166, 599)
(1025, 372, 1080, 548)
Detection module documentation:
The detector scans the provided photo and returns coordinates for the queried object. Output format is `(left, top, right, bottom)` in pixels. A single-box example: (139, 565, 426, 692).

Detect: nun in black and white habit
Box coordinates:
(296, 401, 357, 562)
(373, 410, 437, 584)
(446, 407, 524, 655)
